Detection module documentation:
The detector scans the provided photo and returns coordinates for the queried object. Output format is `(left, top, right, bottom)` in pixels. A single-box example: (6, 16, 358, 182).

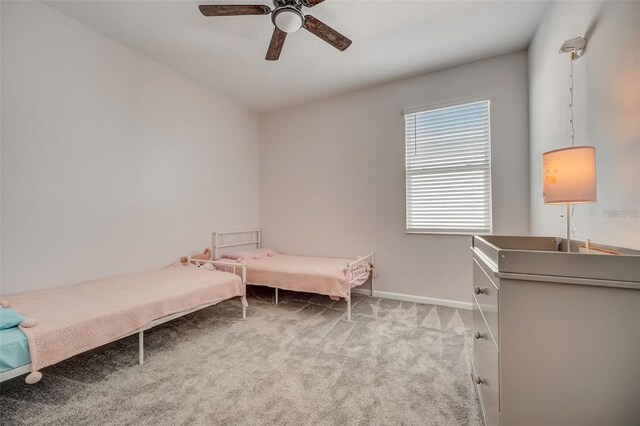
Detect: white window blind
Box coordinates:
(405, 100, 492, 234)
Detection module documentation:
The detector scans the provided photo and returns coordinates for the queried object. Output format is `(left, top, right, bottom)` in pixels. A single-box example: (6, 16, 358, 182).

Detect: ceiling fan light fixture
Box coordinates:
(199, 2, 352, 60)
(273, 7, 304, 33)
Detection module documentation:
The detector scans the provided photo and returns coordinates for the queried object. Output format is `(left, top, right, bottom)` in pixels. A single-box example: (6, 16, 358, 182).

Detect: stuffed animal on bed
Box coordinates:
(180, 248, 212, 265)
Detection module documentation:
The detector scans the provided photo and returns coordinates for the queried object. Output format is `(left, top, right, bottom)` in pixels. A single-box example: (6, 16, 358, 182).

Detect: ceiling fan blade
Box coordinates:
(199, 5, 271, 16)
(266, 27, 287, 61)
(303, 15, 352, 51)
(303, 0, 326, 7)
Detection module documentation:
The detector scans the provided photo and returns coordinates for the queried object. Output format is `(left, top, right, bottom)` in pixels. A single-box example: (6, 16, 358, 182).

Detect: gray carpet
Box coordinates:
(1, 287, 482, 425)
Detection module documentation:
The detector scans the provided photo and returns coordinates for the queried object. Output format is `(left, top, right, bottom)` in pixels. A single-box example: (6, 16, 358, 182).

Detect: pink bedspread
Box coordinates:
(243, 255, 368, 300)
(5, 264, 245, 372)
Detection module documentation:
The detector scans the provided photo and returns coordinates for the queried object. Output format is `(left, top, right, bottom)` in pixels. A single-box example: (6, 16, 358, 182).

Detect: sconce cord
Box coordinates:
(568, 53, 576, 236)
(569, 57, 575, 148)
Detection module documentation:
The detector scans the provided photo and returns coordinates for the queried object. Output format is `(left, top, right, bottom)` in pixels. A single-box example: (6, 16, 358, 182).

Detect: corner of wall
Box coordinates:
(526, 1, 640, 248)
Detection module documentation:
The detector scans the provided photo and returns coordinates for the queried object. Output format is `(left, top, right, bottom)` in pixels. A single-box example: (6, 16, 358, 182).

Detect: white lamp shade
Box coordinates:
(542, 146, 597, 204)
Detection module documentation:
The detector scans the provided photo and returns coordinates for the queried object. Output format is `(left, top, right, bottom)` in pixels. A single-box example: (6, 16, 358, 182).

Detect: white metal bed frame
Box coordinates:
(0, 260, 247, 384)
(212, 229, 374, 321)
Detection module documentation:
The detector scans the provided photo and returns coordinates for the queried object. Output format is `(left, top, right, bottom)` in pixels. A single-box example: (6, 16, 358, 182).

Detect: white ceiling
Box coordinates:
(45, 0, 549, 112)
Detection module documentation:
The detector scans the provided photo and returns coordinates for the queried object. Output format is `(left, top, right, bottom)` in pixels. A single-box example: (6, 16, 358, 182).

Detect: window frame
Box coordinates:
(403, 98, 493, 236)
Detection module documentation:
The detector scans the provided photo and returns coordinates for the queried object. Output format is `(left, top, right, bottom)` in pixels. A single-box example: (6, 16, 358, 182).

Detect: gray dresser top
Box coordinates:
(472, 236, 640, 288)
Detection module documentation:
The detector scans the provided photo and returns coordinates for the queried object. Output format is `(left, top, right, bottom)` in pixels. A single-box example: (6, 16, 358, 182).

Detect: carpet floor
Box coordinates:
(1, 287, 482, 426)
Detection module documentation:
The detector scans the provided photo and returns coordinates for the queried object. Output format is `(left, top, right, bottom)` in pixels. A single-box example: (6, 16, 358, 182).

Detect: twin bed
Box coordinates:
(0, 260, 247, 384)
(212, 230, 374, 321)
(1, 230, 374, 384)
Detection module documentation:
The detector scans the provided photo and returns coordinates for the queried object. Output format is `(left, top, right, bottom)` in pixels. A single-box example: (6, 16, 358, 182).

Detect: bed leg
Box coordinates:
(138, 331, 144, 365)
(347, 297, 352, 321)
(242, 305, 247, 320)
(275, 288, 279, 305)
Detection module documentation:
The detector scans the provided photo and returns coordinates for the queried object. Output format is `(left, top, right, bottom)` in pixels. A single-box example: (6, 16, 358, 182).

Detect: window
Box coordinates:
(405, 100, 491, 234)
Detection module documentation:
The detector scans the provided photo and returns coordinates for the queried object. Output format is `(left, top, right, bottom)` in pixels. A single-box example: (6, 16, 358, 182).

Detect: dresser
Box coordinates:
(471, 236, 640, 426)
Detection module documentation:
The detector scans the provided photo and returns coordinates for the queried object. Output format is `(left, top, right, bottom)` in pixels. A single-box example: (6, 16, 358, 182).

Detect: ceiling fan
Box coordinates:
(199, 0, 352, 61)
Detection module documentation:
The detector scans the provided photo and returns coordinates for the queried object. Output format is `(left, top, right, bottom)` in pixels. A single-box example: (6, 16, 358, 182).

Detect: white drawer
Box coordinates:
(473, 300, 500, 426)
(473, 257, 499, 344)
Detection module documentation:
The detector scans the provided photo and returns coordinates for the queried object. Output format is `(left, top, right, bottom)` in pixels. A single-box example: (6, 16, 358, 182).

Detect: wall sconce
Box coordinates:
(558, 36, 586, 59)
(543, 36, 596, 253)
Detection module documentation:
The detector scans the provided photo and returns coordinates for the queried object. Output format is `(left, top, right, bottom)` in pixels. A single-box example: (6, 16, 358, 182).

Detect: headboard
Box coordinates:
(212, 230, 261, 260)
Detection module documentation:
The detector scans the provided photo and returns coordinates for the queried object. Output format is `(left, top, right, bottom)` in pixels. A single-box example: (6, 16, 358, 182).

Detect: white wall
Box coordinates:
(1, 2, 259, 295)
(529, 1, 640, 249)
(259, 52, 530, 305)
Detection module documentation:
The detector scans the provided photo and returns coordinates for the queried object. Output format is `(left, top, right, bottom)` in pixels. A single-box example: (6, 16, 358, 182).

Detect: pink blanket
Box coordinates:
(5, 264, 245, 372)
(242, 255, 368, 300)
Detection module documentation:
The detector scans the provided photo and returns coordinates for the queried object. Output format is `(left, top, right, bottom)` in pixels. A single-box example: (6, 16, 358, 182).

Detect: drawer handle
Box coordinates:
(474, 331, 486, 340)
(474, 286, 489, 295)
(471, 373, 485, 385)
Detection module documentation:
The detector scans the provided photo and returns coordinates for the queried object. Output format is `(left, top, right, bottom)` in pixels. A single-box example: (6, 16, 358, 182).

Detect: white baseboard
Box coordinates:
(372, 290, 473, 311)
(351, 288, 373, 296)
